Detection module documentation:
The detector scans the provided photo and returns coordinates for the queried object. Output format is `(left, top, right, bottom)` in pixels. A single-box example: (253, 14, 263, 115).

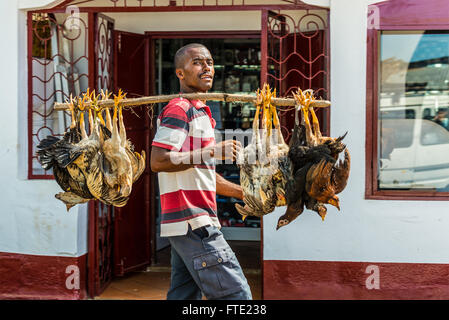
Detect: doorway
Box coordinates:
(82, 9, 329, 299)
(147, 32, 263, 270)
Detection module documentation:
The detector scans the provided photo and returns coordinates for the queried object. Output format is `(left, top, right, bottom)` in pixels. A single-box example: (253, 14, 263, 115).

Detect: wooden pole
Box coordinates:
(53, 92, 331, 111)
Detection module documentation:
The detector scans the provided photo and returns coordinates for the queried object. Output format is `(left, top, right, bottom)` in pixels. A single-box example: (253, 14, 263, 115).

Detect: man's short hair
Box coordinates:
(174, 43, 208, 69)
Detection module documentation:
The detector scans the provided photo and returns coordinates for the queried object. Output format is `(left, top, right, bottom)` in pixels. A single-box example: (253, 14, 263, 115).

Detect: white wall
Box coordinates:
(9, 2, 321, 258)
(17, 0, 449, 265)
(0, 1, 88, 258)
(263, 0, 449, 264)
(108, 11, 261, 34)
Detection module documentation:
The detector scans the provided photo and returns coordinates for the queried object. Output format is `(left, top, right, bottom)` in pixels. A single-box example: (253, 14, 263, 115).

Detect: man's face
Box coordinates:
(176, 46, 215, 93)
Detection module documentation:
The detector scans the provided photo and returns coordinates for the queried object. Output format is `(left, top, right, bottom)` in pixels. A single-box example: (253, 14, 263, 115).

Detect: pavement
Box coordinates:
(95, 240, 262, 300)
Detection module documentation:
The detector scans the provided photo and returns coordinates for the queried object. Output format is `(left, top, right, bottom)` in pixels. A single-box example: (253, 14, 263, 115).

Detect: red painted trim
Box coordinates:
(87, 12, 96, 90)
(147, 36, 157, 265)
(0, 252, 87, 300)
(264, 259, 449, 300)
(147, 35, 156, 266)
(33, 4, 322, 14)
(113, 30, 118, 93)
(365, 29, 375, 198)
(372, 0, 449, 29)
(87, 200, 96, 298)
(324, 11, 330, 136)
(260, 9, 268, 86)
(27, 12, 33, 180)
(145, 30, 260, 39)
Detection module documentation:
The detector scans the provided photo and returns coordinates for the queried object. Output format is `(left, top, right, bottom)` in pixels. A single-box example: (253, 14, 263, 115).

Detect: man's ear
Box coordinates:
(175, 68, 184, 80)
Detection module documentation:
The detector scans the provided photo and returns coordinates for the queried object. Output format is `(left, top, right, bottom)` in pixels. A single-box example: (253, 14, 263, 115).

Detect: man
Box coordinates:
(150, 43, 252, 300)
(433, 108, 449, 130)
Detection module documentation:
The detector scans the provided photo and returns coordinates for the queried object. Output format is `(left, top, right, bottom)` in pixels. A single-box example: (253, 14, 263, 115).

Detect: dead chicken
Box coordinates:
(235, 84, 289, 220)
(99, 89, 134, 205)
(60, 90, 106, 209)
(276, 88, 350, 229)
(98, 90, 146, 184)
(37, 89, 146, 210)
(297, 89, 350, 213)
(37, 95, 95, 210)
(81, 89, 145, 208)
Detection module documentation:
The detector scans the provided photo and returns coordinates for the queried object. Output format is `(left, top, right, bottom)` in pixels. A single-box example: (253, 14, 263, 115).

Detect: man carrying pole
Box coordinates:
(150, 43, 252, 300)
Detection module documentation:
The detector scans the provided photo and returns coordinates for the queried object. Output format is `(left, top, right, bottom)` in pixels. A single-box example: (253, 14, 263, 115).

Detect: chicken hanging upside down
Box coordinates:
(36, 94, 94, 210)
(275, 88, 350, 230)
(36, 89, 146, 211)
(235, 84, 289, 220)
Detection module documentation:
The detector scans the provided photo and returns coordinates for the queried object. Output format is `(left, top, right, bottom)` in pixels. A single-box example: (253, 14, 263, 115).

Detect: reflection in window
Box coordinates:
(378, 31, 449, 191)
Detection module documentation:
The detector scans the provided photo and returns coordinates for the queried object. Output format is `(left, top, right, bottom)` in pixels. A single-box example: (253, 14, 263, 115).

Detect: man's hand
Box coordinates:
(211, 140, 242, 161)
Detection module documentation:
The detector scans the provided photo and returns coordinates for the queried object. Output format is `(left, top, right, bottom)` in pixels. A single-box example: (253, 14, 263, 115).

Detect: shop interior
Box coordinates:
(153, 37, 262, 253)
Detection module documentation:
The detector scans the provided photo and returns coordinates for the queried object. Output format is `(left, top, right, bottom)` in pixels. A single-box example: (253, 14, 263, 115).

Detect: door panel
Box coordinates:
(88, 12, 115, 298)
(113, 30, 151, 276)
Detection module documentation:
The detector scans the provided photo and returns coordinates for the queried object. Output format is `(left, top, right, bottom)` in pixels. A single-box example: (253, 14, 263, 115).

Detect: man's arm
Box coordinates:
(216, 173, 244, 200)
(150, 140, 242, 173)
(150, 145, 211, 172)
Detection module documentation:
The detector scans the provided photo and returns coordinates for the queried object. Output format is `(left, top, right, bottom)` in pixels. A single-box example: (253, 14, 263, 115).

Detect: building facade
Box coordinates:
(1, 0, 449, 299)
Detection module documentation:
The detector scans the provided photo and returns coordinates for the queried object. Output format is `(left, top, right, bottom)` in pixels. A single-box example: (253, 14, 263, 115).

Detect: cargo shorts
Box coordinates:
(166, 224, 253, 300)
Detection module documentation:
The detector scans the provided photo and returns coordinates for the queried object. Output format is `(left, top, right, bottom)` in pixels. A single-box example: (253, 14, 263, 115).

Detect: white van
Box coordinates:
(378, 103, 449, 190)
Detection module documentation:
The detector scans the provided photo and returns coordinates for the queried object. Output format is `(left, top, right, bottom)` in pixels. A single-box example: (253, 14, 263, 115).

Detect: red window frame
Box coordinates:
(365, 0, 449, 200)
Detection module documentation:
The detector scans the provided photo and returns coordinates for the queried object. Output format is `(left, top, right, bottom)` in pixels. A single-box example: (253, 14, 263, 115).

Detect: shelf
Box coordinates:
(215, 64, 261, 70)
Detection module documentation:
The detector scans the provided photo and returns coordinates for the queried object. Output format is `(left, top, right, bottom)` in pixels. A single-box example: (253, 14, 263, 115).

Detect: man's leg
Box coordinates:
(166, 245, 202, 300)
(169, 224, 252, 300)
(196, 225, 252, 300)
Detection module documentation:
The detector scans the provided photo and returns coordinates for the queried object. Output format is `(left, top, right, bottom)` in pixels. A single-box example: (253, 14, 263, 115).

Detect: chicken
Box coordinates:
(37, 88, 146, 210)
(235, 84, 289, 219)
(37, 95, 95, 210)
(48, 90, 113, 210)
(276, 105, 335, 229)
(116, 92, 146, 184)
(300, 90, 350, 211)
(276, 88, 350, 230)
(99, 90, 134, 206)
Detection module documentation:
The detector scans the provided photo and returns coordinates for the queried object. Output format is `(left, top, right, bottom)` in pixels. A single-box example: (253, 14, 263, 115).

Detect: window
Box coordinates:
(366, 0, 449, 199)
(28, 12, 89, 178)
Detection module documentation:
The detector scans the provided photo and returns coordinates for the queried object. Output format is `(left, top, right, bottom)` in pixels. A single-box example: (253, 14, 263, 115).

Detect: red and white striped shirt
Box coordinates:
(152, 97, 220, 237)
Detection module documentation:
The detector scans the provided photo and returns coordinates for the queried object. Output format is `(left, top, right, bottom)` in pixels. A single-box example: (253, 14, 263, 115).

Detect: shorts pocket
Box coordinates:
(193, 248, 244, 299)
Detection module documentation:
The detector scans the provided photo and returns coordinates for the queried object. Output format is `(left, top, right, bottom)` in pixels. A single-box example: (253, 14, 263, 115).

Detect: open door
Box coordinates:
(113, 30, 151, 276)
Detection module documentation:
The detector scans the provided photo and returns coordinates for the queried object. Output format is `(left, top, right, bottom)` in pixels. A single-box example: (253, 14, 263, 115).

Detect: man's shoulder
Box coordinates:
(163, 98, 194, 114)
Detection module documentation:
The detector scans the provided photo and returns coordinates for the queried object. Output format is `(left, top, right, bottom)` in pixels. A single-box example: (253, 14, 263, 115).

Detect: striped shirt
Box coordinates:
(152, 97, 220, 237)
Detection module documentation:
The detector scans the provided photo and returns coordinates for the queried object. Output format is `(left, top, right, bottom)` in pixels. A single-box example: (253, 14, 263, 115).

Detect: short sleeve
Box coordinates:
(152, 103, 189, 151)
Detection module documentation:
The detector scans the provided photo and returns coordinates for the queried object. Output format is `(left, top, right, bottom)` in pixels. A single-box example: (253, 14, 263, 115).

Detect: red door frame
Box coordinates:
(87, 12, 117, 297)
